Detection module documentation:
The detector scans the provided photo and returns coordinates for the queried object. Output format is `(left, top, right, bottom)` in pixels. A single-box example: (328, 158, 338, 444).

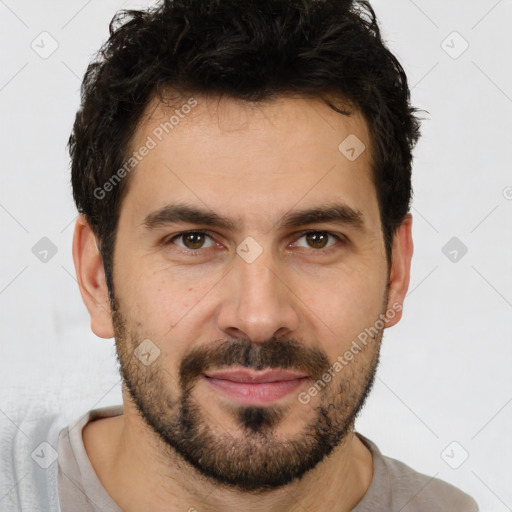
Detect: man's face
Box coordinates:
(110, 95, 391, 490)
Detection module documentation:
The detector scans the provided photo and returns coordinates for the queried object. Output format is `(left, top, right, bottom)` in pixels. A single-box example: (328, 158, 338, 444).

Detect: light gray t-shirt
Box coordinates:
(56, 405, 479, 512)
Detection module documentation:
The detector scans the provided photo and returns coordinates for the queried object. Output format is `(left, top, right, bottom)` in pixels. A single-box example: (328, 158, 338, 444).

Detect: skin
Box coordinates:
(73, 94, 413, 512)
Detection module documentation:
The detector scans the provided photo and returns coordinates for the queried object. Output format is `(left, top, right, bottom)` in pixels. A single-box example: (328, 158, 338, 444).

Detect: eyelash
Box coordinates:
(164, 230, 346, 255)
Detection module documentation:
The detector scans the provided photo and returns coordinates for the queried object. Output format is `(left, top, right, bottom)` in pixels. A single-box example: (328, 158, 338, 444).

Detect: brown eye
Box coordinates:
(183, 232, 205, 249)
(170, 231, 215, 251)
(305, 232, 329, 249)
(295, 231, 339, 250)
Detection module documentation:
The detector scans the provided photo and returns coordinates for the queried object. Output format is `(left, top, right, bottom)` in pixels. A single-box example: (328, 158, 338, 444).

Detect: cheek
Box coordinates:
(298, 267, 386, 352)
(121, 262, 222, 332)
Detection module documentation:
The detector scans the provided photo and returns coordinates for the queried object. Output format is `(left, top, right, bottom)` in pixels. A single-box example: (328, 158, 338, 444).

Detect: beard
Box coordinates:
(111, 298, 384, 492)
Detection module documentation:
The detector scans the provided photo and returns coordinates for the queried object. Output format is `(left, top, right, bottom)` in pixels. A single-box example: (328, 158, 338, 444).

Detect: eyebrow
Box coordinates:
(141, 202, 365, 232)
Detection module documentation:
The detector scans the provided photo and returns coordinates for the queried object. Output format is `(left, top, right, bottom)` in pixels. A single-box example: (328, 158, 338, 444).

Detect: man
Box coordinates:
(1, 0, 479, 510)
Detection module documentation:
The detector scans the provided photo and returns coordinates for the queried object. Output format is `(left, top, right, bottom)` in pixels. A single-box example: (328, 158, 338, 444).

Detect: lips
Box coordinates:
(202, 368, 310, 405)
(203, 368, 309, 383)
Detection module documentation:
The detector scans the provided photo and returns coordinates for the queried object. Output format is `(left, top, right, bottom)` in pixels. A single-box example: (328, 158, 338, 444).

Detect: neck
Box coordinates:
(83, 398, 373, 512)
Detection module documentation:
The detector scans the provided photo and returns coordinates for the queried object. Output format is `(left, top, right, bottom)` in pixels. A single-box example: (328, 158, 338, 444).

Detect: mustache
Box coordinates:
(179, 337, 330, 392)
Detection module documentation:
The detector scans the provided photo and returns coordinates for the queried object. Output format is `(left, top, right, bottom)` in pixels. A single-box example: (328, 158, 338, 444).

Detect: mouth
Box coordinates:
(202, 368, 311, 406)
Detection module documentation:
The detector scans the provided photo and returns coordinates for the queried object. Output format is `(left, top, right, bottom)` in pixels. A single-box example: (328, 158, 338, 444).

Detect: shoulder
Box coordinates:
(383, 454, 478, 511)
(357, 434, 479, 512)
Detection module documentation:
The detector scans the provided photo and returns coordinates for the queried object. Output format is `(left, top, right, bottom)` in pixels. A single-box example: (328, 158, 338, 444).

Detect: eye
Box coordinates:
(293, 231, 342, 250)
(167, 231, 216, 251)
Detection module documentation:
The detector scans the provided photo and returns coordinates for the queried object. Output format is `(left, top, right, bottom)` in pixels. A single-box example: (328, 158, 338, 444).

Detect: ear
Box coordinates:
(72, 215, 114, 338)
(385, 213, 413, 328)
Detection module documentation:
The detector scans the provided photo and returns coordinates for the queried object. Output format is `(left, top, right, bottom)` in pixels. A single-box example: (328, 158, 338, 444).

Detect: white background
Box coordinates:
(0, 0, 511, 510)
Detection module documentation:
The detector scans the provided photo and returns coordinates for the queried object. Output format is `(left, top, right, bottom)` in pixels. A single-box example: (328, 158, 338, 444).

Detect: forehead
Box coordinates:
(121, 94, 379, 232)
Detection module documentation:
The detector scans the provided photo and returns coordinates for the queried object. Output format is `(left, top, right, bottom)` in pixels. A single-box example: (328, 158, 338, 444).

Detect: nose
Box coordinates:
(216, 251, 300, 344)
